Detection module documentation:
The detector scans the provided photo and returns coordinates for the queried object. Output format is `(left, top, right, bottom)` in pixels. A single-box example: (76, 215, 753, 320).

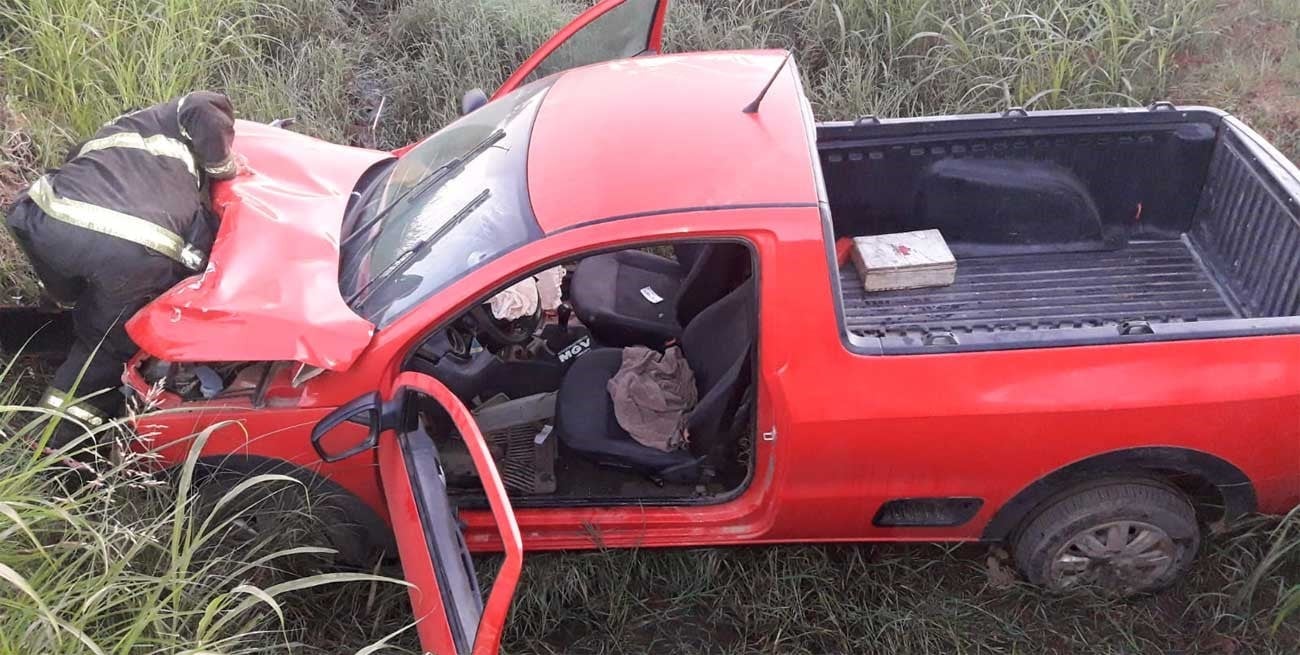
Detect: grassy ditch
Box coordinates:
(0, 376, 407, 653)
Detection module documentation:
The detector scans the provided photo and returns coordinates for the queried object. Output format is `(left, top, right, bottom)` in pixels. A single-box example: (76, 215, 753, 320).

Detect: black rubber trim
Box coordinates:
(310, 391, 381, 462)
(400, 426, 483, 655)
(544, 202, 819, 238)
(981, 446, 1257, 541)
(816, 106, 1230, 142)
(854, 317, 1300, 355)
(872, 497, 984, 527)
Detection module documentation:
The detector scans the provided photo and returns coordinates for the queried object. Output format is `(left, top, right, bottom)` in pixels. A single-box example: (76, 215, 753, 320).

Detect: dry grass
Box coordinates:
(0, 102, 39, 304)
(1172, 0, 1300, 160)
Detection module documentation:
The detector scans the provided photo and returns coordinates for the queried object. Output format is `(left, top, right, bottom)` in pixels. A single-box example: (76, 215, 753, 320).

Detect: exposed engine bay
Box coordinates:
(137, 358, 268, 402)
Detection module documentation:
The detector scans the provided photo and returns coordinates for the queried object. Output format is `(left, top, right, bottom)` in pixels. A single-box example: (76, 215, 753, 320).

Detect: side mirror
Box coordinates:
(461, 89, 488, 116)
(311, 392, 381, 462)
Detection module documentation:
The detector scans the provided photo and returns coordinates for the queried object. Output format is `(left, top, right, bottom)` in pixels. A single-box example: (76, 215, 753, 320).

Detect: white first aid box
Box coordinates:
(851, 229, 957, 292)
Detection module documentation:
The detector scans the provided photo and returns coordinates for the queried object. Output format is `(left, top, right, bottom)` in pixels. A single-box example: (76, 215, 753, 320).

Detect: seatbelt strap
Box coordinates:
(28, 176, 206, 271)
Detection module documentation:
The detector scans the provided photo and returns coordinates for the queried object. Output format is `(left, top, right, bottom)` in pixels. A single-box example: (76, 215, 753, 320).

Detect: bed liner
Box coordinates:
(821, 108, 1300, 354)
(840, 240, 1237, 339)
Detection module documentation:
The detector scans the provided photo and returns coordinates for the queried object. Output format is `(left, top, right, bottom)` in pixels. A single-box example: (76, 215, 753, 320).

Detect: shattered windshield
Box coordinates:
(340, 80, 551, 326)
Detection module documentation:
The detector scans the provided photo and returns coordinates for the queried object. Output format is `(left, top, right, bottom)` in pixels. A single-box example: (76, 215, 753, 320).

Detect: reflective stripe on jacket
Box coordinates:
(27, 176, 206, 270)
(25, 91, 236, 269)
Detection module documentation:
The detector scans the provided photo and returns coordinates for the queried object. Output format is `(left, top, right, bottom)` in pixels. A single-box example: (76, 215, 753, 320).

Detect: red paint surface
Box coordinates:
(493, 0, 670, 99)
(132, 395, 389, 522)
(375, 423, 451, 653)
(387, 372, 522, 655)
(133, 200, 1300, 554)
(527, 50, 819, 232)
(126, 120, 385, 371)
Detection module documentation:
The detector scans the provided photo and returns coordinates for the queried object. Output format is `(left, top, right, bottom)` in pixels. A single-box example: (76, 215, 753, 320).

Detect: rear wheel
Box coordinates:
(1012, 478, 1200, 594)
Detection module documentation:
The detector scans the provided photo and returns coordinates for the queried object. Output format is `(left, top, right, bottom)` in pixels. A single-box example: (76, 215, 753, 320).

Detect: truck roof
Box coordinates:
(526, 50, 822, 233)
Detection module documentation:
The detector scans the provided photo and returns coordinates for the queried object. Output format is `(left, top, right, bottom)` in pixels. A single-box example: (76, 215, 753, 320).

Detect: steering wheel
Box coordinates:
(468, 302, 541, 346)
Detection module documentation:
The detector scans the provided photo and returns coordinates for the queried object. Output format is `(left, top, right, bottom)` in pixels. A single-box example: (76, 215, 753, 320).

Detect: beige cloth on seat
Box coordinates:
(607, 345, 697, 452)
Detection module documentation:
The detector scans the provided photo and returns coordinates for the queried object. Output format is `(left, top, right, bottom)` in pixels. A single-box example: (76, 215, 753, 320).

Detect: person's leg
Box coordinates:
(40, 249, 182, 449)
(39, 338, 117, 451)
(38, 294, 129, 451)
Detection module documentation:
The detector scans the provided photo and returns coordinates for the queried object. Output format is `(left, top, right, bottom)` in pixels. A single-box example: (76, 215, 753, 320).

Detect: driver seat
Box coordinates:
(568, 243, 747, 347)
(554, 277, 755, 481)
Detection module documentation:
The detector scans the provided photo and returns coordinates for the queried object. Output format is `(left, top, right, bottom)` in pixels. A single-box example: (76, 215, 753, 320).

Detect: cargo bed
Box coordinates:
(818, 106, 1300, 354)
(840, 240, 1235, 339)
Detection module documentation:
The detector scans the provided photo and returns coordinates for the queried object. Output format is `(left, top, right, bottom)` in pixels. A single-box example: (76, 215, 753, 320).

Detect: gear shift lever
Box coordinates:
(556, 303, 572, 335)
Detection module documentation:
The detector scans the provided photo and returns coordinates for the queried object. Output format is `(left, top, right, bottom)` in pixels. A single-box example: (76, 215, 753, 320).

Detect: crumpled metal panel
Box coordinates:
(126, 120, 390, 371)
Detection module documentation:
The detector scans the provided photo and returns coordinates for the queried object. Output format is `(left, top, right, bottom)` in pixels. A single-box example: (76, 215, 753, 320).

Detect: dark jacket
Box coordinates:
(7, 91, 236, 270)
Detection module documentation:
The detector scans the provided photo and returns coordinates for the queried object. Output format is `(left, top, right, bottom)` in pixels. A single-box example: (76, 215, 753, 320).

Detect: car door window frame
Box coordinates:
(493, 0, 670, 98)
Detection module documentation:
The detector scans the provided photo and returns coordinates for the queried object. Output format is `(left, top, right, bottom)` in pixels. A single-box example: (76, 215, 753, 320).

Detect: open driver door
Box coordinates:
(493, 0, 672, 98)
(312, 371, 522, 655)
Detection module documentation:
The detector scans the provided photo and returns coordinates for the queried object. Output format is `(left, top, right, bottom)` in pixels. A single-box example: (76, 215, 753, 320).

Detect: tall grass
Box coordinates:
(0, 0, 273, 167)
(0, 369, 404, 654)
(665, 0, 1213, 119)
(208, 0, 1217, 149)
(0, 104, 41, 303)
(1241, 508, 1300, 628)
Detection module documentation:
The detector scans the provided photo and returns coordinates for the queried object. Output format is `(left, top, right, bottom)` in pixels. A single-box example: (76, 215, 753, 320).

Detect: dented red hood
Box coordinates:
(126, 121, 390, 371)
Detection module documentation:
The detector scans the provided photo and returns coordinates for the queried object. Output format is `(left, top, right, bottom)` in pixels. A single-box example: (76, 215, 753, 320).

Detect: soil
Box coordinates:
(1172, 0, 1300, 159)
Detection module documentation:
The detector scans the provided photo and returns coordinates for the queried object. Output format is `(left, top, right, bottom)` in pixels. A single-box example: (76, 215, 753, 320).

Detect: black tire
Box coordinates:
(1012, 477, 1200, 594)
(185, 458, 394, 568)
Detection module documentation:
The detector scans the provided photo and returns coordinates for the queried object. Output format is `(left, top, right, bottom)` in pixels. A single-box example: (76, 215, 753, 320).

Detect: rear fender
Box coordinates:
(982, 447, 1257, 541)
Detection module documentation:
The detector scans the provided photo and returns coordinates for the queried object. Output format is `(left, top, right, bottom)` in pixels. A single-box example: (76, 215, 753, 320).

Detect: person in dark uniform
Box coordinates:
(5, 91, 239, 447)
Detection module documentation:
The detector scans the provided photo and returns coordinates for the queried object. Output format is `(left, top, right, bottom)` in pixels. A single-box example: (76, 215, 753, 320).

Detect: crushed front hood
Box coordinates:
(126, 120, 391, 371)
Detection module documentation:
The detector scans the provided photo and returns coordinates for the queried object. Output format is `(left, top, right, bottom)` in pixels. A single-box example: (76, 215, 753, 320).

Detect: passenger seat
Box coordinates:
(568, 243, 747, 347)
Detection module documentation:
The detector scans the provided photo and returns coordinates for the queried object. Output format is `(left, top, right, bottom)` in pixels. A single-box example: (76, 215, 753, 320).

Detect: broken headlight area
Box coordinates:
(137, 358, 266, 401)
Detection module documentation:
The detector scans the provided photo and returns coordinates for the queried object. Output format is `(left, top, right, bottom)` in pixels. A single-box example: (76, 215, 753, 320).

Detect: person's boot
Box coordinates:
(36, 385, 110, 460)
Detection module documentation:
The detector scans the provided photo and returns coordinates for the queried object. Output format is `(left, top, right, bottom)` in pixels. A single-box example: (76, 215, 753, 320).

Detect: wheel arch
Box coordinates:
(173, 453, 396, 560)
(982, 446, 1257, 541)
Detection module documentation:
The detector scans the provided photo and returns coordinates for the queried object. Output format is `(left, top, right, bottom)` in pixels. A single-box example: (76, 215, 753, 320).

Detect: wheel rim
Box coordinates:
(200, 481, 315, 548)
(1049, 520, 1179, 592)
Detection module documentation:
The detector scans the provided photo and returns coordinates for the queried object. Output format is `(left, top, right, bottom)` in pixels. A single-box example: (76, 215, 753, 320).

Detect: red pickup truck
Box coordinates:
(114, 1, 1299, 652)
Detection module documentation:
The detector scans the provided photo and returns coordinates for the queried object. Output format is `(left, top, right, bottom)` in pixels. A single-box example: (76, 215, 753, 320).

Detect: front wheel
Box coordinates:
(186, 460, 394, 568)
(1012, 478, 1200, 594)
